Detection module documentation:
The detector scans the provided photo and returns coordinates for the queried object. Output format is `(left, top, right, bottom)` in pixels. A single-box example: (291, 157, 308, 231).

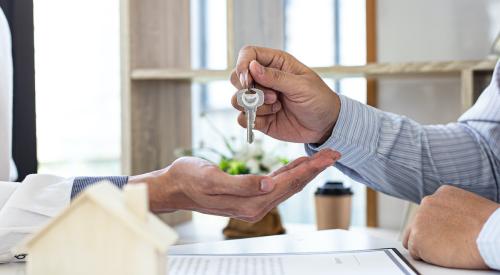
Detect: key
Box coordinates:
(236, 86, 264, 144)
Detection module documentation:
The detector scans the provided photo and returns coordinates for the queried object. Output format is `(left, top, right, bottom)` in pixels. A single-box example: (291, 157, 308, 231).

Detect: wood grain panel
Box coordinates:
(366, 0, 378, 228)
(129, 0, 190, 69)
(130, 81, 192, 173)
(122, 0, 193, 224)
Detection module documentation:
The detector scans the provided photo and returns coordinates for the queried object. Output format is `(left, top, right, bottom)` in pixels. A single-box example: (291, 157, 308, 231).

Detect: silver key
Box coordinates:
(236, 86, 264, 144)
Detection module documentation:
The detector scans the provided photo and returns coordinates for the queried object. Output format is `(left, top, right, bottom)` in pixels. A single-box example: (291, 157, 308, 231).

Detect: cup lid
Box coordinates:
(315, 181, 353, 196)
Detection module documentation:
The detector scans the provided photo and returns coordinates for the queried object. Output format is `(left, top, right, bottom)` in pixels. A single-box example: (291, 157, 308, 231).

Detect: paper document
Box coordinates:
(169, 248, 419, 275)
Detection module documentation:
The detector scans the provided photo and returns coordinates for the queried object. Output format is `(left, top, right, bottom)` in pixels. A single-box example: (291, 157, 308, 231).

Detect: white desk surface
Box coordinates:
(0, 228, 496, 274)
(170, 229, 496, 275)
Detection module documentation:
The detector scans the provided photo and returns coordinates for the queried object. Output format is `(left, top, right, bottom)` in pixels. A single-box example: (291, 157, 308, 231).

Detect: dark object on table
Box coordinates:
(223, 208, 285, 239)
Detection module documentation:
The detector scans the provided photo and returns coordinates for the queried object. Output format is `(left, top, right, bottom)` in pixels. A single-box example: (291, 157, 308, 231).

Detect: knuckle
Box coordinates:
(169, 157, 188, 172)
(271, 69, 283, 81)
(410, 227, 423, 242)
(200, 178, 214, 191)
(200, 168, 218, 187)
(240, 44, 254, 53)
(437, 185, 454, 194)
(420, 195, 434, 206)
(408, 246, 419, 260)
(273, 54, 287, 68)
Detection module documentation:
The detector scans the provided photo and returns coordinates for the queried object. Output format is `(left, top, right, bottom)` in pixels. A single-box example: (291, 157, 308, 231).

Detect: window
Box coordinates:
(191, 0, 367, 226)
(34, 0, 121, 176)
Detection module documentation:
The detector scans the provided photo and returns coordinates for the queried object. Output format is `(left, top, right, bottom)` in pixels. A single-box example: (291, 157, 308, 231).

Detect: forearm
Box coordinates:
(127, 167, 185, 213)
(307, 94, 499, 203)
(0, 171, 178, 263)
(71, 167, 183, 213)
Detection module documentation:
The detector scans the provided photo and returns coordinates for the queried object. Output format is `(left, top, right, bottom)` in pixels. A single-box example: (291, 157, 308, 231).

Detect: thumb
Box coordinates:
(249, 60, 302, 93)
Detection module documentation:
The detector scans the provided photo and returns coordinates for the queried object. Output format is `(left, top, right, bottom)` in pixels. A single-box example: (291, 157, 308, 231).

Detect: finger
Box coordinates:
(231, 94, 242, 111)
(236, 45, 306, 77)
(269, 157, 310, 177)
(230, 70, 243, 89)
(232, 150, 340, 221)
(408, 237, 422, 261)
(204, 168, 275, 196)
(236, 46, 286, 87)
(237, 113, 272, 131)
(256, 85, 278, 104)
(249, 60, 304, 94)
(231, 97, 281, 115)
(259, 163, 328, 217)
(271, 149, 340, 189)
(231, 84, 278, 113)
(402, 226, 411, 249)
(253, 102, 282, 115)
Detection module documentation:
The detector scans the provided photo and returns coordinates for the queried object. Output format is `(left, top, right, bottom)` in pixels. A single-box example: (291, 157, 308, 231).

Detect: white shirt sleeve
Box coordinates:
(0, 175, 73, 263)
(0, 6, 14, 181)
(477, 208, 500, 270)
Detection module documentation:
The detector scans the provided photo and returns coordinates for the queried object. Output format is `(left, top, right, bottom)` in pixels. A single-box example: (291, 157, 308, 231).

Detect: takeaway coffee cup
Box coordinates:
(314, 181, 353, 230)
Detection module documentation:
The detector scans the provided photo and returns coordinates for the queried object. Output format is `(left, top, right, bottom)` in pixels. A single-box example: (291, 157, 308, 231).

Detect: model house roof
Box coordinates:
(24, 182, 178, 252)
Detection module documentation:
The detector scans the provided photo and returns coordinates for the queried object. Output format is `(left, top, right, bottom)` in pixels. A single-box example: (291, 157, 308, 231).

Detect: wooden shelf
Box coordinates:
(130, 59, 498, 81)
(131, 69, 230, 81)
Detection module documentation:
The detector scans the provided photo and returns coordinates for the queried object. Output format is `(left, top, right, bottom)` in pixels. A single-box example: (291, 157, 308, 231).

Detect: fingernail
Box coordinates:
(264, 92, 276, 104)
(272, 102, 281, 112)
(251, 60, 264, 76)
(333, 151, 341, 160)
(239, 71, 248, 87)
(320, 149, 341, 160)
(260, 179, 275, 192)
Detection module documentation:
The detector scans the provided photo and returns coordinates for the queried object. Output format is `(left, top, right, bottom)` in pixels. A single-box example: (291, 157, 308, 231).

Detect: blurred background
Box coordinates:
(33, 0, 368, 229)
(5, 0, 495, 240)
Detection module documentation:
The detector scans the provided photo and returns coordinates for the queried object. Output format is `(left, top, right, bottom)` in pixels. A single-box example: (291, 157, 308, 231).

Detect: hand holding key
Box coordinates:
(236, 84, 264, 143)
(231, 46, 341, 144)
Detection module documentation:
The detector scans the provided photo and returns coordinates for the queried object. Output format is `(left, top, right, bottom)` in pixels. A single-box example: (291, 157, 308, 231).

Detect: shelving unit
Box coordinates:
(132, 59, 495, 80)
(130, 59, 496, 111)
(121, 0, 497, 226)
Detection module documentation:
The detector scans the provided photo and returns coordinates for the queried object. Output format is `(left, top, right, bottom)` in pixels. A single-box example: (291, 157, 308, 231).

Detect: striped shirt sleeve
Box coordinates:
(477, 208, 500, 270)
(71, 176, 128, 199)
(307, 93, 500, 204)
(306, 61, 500, 269)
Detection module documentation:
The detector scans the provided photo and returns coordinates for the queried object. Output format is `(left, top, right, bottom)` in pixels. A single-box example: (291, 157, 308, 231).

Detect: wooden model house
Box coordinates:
(24, 182, 178, 275)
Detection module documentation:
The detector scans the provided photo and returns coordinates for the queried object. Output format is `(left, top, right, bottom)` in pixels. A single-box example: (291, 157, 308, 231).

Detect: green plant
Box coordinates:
(176, 114, 288, 176)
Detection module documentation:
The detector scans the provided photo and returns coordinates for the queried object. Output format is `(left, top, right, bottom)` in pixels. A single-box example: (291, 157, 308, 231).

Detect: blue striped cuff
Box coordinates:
(306, 94, 380, 168)
(477, 208, 500, 270)
(71, 176, 128, 199)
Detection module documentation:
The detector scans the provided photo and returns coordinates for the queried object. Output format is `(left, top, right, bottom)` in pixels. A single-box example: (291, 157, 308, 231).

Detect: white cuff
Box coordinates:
(477, 208, 500, 270)
(0, 175, 73, 263)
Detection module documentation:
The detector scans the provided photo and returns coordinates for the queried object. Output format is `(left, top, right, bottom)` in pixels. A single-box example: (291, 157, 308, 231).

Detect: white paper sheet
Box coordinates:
(169, 248, 418, 275)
